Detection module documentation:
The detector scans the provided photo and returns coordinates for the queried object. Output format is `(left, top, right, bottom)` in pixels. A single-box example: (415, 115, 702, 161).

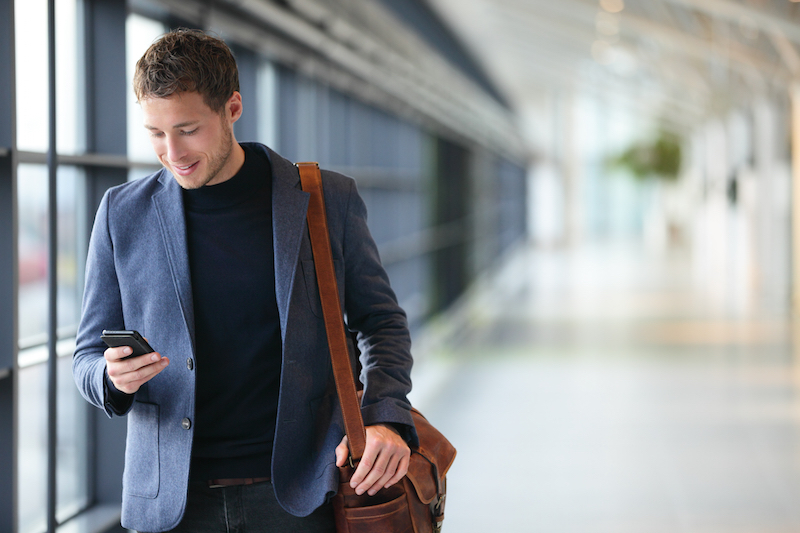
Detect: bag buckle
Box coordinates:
(432, 493, 446, 532)
(433, 493, 446, 515)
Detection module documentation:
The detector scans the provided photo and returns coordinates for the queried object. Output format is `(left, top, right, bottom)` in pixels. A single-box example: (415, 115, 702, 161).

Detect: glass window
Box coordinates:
(16, 165, 89, 530)
(15, 0, 85, 154)
(17, 362, 47, 533)
(56, 348, 89, 523)
(16, 345, 87, 533)
(18, 164, 48, 347)
(15, 0, 49, 153)
(56, 0, 86, 155)
(126, 14, 165, 164)
(18, 165, 86, 348)
(57, 166, 87, 333)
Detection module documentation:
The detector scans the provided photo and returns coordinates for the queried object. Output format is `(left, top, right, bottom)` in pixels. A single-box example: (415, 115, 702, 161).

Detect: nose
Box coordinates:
(165, 136, 188, 163)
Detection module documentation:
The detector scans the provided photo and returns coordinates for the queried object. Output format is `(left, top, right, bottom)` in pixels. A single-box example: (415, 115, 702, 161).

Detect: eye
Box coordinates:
(149, 131, 164, 138)
(181, 128, 198, 136)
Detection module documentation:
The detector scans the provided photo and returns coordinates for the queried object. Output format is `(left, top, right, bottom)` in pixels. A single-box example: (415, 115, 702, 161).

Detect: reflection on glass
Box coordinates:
(18, 164, 48, 344)
(17, 363, 47, 533)
(15, 0, 48, 152)
(126, 14, 165, 164)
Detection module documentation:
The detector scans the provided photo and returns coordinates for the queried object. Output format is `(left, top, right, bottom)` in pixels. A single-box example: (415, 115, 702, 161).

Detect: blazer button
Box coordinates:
(186, 358, 194, 370)
(181, 418, 191, 430)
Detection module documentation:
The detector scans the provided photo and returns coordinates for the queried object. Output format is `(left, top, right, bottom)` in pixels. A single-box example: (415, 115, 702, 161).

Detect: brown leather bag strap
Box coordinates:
(297, 162, 367, 461)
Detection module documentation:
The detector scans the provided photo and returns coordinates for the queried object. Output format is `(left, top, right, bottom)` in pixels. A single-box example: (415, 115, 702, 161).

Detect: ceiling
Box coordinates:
(426, 0, 800, 133)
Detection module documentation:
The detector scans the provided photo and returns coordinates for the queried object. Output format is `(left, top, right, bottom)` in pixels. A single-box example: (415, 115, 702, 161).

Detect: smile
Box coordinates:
(172, 161, 199, 176)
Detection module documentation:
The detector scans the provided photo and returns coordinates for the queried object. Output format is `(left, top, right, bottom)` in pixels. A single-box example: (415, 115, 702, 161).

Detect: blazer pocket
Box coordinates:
(302, 259, 342, 318)
(123, 401, 160, 499)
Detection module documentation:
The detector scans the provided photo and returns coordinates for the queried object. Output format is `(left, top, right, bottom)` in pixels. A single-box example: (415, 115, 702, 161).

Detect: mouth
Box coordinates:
(171, 161, 199, 177)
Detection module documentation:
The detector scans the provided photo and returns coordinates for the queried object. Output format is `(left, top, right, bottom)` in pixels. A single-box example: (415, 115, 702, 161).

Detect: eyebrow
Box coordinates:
(144, 120, 200, 130)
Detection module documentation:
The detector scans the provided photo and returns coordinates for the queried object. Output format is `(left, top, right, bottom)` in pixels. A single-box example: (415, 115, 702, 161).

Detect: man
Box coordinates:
(72, 28, 416, 533)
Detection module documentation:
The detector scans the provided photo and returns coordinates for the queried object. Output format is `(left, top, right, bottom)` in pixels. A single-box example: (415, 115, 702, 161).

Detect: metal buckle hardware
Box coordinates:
(434, 493, 446, 514)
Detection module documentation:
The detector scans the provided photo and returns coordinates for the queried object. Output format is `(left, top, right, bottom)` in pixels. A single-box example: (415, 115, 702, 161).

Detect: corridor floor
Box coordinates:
(410, 242, 800, 533)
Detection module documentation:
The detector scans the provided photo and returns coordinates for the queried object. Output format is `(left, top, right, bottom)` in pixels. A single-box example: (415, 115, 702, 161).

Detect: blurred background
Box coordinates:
(2, 0, 800, 531)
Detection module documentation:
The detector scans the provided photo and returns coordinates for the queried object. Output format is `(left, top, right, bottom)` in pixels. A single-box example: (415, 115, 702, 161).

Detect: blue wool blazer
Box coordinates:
(72, 143, 416, 532)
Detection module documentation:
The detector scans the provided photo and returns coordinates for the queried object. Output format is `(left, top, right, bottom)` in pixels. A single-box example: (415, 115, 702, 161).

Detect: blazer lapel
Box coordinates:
(265, 147, 310, 337)
(152, 171, 196, 351)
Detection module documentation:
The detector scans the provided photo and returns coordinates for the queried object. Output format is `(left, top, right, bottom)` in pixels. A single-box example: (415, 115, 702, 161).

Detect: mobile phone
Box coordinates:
(101, 330, 154, 359)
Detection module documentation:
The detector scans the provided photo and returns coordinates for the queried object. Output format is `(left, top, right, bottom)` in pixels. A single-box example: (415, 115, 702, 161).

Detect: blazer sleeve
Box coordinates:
(72, 189, 135, 418)
(339, 178, 419, 446)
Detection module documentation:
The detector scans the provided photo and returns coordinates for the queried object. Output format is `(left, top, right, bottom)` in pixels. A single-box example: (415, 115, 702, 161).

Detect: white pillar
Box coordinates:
(791, 84, 800, 315)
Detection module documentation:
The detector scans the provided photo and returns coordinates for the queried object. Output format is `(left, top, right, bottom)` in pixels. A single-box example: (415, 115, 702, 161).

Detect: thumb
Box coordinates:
(335, 435, 349, 467)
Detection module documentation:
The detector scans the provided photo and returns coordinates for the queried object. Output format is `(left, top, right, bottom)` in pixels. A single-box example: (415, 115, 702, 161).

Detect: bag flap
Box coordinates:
(405, 408, 456, 504)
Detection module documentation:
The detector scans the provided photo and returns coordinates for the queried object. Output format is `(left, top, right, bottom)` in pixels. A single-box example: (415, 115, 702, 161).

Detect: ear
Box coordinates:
(227, 91, 243, 124)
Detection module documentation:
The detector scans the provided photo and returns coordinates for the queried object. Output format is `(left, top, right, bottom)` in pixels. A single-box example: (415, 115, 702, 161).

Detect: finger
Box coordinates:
(335, 436, 349, 467)
(350, 426, 400, 492)
(107, 352, 163, 378)
(110, 357, 169, 394)
(104, 345, 134, 362)
(111, 356, 167, 388)
(112, 358, 168, 394)
(349, 447, 378, 492)
(369, 453, 401, 496)
(385, 453, 410, 488)
(353, 448, 392, 496)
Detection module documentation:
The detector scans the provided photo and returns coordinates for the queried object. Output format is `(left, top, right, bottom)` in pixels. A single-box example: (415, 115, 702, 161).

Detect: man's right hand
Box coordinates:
(104, 346, 170, 394)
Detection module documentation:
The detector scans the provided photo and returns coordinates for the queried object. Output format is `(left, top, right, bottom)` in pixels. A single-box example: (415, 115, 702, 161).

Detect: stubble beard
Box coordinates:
(180, 120, 235, 190)
(203, 123, 234, 187)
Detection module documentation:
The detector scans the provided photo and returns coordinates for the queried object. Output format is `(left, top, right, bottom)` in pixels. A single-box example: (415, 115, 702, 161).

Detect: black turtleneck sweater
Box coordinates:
(182, 145, 281, 481)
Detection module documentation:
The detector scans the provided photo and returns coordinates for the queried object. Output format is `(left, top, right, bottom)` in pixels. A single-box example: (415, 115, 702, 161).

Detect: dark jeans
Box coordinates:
(151, 479, 336, 533)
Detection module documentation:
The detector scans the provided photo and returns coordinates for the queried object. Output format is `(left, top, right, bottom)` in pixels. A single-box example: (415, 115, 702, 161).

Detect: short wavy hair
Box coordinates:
(133, 28, 239, 112)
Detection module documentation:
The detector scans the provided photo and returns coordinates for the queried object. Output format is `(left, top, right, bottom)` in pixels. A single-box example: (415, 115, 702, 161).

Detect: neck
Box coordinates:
(213, 139, 245, 186)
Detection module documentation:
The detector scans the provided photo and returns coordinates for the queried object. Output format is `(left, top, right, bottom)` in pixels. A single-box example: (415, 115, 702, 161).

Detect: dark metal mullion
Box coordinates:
(0, 0, 17, 530)
(82, 0, 97, 509)
(46, 0, 58, 530)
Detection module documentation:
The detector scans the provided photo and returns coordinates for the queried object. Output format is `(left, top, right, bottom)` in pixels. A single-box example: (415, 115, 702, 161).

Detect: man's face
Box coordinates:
(141, 91, 243, 189)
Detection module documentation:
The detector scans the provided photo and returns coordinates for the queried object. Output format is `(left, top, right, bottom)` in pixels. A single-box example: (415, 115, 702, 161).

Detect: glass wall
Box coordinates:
(16, 166, 91, 533)
(13, 0, 95, 530)
(1, 2, 528, 531)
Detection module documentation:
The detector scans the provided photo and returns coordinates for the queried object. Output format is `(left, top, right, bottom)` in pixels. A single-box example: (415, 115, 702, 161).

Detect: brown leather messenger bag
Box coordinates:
(298, 162, 456, 533)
